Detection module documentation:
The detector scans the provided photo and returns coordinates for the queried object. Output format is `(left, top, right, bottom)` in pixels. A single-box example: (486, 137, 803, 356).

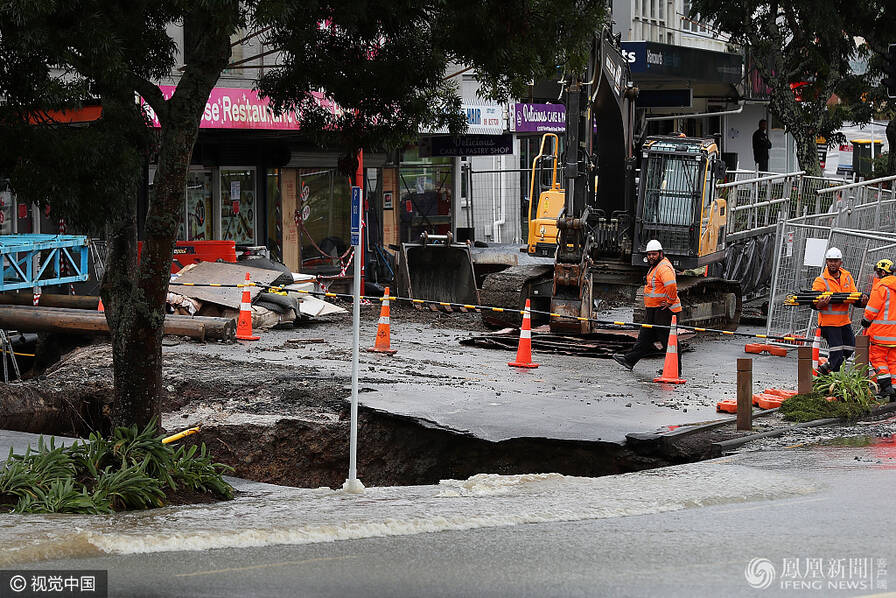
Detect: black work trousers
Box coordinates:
(820, 324, 855, 373)
(624, 307, 678, 373)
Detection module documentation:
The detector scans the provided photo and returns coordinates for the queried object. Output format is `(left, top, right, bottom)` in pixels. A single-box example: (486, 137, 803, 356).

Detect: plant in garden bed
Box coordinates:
(0, 421, 233, 514)
(780, 364, 882, 422)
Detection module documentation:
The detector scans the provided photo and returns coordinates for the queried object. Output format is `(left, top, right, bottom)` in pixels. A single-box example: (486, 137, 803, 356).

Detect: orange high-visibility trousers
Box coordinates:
(869, 344, 896, 384)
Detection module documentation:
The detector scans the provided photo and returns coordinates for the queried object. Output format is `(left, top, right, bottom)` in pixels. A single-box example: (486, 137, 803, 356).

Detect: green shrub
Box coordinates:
(0, 420, 233, 514)
(780, 364, 881, 422)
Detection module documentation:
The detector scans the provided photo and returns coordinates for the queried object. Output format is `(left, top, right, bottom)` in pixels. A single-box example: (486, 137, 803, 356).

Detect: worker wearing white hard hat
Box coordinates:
(812, 247, 868, 374)
(613, 239, 682, 374)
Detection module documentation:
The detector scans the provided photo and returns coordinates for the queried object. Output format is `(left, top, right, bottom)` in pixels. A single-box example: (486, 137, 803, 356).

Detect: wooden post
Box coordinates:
(855, 334, 869, 370)
(737, 358, 753, 431)
(798, 346, 813, 395)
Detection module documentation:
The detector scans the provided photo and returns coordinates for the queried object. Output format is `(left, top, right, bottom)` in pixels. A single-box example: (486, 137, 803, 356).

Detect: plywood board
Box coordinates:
(172, 261, 285, 309)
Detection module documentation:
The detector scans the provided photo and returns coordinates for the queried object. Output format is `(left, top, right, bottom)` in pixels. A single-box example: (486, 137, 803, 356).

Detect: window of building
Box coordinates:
(297, 168, 351, 273)
(220, 167, 257, 245)
(266, 169, 282, 261)
(185, 168, 213, 241)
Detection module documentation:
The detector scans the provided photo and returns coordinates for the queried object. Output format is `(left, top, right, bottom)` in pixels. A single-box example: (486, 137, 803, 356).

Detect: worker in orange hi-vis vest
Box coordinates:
(813, 247, 868, 374)
(613, 239, 682, 375)
(871, 259, 894, 295)
(861, 262, 896, 401)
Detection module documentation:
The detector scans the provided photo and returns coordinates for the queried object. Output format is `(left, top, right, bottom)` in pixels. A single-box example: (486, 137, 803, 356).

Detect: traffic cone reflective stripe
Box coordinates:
(235, 272, 259, 341)
(509, 299, 539, 368)
(811, 328, 828, 375)
(368, 287, 397, 355)
(653, 315, 685, 384)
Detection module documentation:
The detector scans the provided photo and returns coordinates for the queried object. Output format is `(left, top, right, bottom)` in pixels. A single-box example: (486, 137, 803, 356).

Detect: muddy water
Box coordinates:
(0, 459, 816, 566)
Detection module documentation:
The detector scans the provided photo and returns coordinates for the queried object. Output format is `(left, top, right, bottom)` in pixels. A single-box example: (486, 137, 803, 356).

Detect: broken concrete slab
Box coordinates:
(171, 262, 285, 310)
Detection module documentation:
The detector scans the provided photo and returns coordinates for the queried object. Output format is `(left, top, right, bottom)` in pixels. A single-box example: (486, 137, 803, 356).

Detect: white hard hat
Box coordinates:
(646, 239, 663, 252)
(825, 247, 843, 259)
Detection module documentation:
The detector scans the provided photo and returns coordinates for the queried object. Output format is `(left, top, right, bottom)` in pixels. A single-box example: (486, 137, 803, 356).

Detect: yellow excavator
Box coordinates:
(478, 30, 741, 332)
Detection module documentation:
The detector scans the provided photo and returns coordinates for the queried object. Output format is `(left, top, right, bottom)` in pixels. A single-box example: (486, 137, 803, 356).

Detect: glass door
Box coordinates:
(220, 167, 257, 244)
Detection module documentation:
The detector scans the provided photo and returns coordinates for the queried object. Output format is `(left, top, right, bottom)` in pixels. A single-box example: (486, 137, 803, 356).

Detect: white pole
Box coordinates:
(343, 186, 365, 494)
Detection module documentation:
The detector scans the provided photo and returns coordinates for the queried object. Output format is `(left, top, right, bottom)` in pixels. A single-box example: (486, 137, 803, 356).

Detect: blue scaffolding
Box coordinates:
(0, 234, 90, 291)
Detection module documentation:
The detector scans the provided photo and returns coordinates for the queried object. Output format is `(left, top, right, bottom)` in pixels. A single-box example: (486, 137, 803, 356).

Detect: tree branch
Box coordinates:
(128, 74, 168, 124)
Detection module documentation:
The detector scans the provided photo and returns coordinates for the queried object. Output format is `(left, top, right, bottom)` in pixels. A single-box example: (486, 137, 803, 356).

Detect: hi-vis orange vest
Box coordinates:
(644, 257, 682, 313)
(812, 267, 857, 327)
(864, 275, 896, 347)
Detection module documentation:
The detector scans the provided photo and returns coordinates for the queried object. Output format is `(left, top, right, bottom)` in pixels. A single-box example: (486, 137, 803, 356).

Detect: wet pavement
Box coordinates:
(163, 306, 801, 443)
(3, 428, 895, 597)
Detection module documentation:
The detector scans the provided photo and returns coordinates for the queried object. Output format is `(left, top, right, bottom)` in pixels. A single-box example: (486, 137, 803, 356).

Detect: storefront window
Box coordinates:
(297, 168, 351, 273)
(398, 146, 454, 244)
(220, 167, 257, 245)
(266, 169, 282, 261)
(185, 169, 213, 241)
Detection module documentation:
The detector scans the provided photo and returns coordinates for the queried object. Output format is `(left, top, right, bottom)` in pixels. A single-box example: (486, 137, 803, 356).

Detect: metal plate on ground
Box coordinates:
(172, 262, 285, 309)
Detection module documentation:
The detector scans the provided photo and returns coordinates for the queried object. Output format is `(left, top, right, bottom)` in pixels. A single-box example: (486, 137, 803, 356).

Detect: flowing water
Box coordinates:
(1, 458, 816, 566)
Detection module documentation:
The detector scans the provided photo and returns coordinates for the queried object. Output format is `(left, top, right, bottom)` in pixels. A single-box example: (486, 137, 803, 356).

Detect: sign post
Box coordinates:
(343, 185, 365, 494)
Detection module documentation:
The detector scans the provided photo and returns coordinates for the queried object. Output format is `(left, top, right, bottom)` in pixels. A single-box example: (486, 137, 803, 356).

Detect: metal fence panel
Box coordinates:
(467, 166, 527, 244)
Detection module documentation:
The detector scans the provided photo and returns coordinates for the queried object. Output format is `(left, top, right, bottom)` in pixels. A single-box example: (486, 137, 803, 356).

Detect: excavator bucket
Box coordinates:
(397, 234, 479, 309)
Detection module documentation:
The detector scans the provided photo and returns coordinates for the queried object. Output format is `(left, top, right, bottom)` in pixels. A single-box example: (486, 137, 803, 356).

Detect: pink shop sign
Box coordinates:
(141, 86, 342, 130)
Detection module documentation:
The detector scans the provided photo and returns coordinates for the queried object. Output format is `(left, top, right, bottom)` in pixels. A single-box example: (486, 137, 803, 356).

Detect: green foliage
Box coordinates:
(170, 444, 234, 499)
(0, 421, 233, 514)
(780, 364, 880, 422)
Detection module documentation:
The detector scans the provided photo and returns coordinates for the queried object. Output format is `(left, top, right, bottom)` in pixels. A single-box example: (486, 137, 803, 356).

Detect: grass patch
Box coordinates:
(780, 364, 882, 423)
(0, 421, 233, 514)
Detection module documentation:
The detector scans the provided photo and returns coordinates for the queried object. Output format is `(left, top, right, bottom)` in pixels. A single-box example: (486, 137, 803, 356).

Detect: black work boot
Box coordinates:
(877, 378, 896, 401)
(613, 354, 634, 371)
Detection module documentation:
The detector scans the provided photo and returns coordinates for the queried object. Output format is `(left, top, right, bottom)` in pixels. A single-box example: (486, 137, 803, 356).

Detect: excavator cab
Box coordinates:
(526, 133, 566, 257)
(633, 136, 728, 269)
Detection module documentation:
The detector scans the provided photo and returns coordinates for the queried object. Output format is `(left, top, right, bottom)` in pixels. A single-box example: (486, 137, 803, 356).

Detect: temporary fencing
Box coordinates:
(464, 164, 527, 244)
(764, 173, 896, 348)
(721, 171, 847, 302)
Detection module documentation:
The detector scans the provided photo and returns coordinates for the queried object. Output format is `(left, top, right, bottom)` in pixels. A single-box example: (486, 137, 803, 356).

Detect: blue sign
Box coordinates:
(350, 186, 361, 247)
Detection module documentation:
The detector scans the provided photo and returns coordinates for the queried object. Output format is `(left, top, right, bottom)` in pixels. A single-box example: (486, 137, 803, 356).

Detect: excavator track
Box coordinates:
(479, 265, 554, 328)
(633, 277, 742, 331)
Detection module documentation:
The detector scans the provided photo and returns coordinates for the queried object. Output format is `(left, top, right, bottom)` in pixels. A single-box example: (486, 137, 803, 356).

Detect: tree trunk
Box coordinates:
(105, 14, 234, 428)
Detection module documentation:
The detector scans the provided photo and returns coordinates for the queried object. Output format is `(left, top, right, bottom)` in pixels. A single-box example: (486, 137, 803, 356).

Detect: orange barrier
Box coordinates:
(508, 298, 539, 369)
(757, 395, 785, 409)
(763, 388, 798, 399)
(744, 343, 788, 357)
(654, 315, 685, 384)
(368, 286, 397, 355)
(716, 399, 738, 413)
(235, 272, 259, 341)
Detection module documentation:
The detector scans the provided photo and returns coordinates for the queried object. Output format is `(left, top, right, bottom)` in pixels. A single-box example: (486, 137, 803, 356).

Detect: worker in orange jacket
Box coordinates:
(871, 259, 894, 294)
(813, 247, 867, 374)
(614, 239, 682, 374)
(860, 263, 896, 400)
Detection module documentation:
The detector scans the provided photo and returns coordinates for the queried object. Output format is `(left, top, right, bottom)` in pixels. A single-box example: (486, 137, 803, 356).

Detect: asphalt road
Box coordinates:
(11, 442, 896, 598)
(164, 308, 801, 444)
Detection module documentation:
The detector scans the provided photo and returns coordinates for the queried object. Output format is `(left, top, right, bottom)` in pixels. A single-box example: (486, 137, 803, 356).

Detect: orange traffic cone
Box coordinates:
(811, 328, 828, 375)
(653, 315, 685, 384)
(368, 287, 397, 355)
(97, 298, 104, 312)
(508, 299, 539, 368)
(235, 272, 259, 341)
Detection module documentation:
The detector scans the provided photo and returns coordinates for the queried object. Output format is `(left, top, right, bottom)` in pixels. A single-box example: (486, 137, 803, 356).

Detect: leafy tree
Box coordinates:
(846, 0, 896, 175)
(0, 0, 607, 427)
(689, 0, 858, 176)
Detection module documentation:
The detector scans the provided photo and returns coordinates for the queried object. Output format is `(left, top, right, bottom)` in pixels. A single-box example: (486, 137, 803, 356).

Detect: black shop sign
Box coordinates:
(420, 134, 513, 157)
